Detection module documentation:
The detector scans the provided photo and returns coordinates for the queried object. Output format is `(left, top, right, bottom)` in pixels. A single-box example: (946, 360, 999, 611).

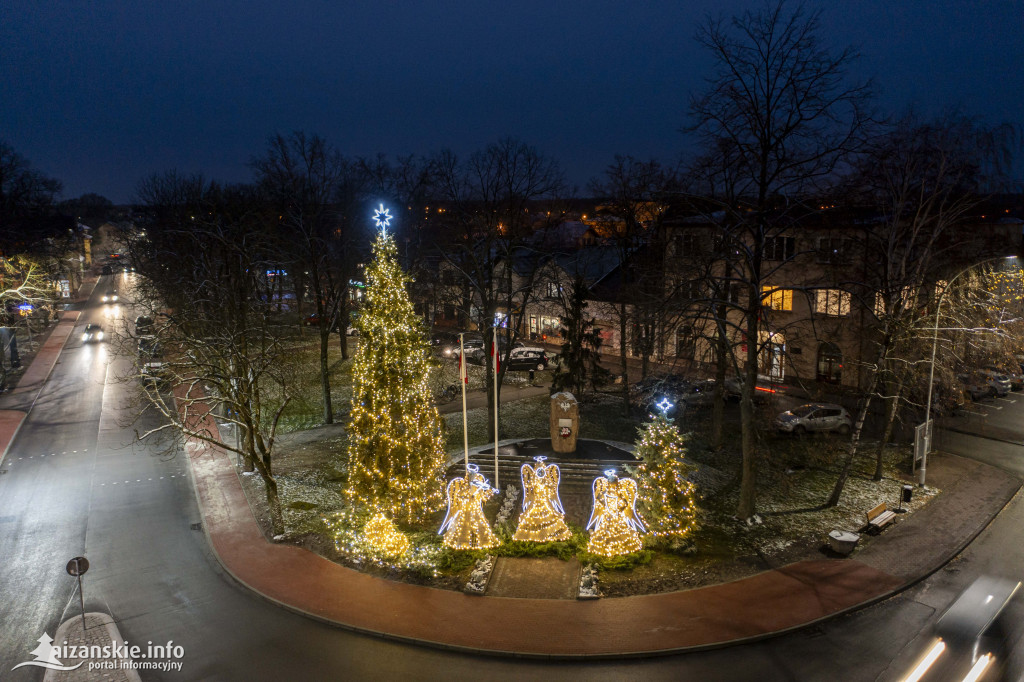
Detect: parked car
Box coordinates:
(82, 323, 103, 342)
(140, 359, 169, 387)
(450, 337, 487, 363)
(774, 403, 852, 435)
(430, 331, 462, 357)
(135, 315, 154, 335)
(724, 375, 784, 404)
(138, 335, 161, 358)
(630, 374, 691, 416)
(101, 289, 118, 303)
(676, 380, 718, 408)
(958, 372, 995, 401)
(983, 365, 1022, 391)
(504, 348, 549, 372)
(977, 368, 1011, 397)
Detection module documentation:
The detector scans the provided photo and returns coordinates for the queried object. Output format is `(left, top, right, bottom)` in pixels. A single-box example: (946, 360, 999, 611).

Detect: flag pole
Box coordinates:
(459, 332, 468, 475)
(493, 326, 500, 490)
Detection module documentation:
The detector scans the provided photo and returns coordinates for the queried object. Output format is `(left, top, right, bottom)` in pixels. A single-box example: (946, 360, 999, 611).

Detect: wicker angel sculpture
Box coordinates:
(439, 464, 500, 550)
(513, 456, 572, 542)
(586, 469, 646, 556)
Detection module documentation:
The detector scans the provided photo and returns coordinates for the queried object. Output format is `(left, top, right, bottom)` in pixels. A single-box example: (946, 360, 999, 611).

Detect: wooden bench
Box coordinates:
(865, 502, 896, 533)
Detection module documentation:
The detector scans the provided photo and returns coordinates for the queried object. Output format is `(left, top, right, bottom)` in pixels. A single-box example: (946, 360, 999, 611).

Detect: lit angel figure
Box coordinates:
(586, 469, 646, 556)
(513, 456, 571, 542)
(439, 465, 500, 549)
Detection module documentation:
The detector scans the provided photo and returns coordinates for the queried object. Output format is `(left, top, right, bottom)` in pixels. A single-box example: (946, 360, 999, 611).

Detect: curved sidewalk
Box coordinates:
(184, 400, 1022, 657)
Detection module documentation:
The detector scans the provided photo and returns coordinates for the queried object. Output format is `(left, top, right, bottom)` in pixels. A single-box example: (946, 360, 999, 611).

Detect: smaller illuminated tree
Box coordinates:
(633, 409, 699, 541)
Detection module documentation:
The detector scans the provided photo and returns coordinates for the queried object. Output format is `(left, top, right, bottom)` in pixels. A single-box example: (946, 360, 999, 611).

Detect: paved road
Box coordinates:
(3, 275, 1024, 681)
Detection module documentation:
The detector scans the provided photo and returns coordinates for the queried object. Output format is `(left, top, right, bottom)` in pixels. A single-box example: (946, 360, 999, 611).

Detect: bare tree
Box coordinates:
(686, 0, 872, 520)
(589, 156, 675, 414)
(130, 175, 296, 534)
(251, 131, 364, 424)
(433, 138, 566, 439)
(825, 113, 1018, 504)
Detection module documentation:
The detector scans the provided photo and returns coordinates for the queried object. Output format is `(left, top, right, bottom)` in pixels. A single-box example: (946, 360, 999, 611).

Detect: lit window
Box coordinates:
(761, 286, 793, 311)
(815, 289, 850, 316)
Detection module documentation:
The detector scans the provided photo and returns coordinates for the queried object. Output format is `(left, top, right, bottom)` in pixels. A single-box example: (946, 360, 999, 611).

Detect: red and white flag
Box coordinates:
(458, 350, 468, 384)
(491, 334, 500, 374)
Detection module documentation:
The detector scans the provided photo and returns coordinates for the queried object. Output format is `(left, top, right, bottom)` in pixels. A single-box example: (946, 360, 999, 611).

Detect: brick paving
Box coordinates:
(42, 613, 140, 682)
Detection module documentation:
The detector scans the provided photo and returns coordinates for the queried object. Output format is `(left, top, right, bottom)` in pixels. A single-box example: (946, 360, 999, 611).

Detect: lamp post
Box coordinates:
(921, 255, 1018, 485)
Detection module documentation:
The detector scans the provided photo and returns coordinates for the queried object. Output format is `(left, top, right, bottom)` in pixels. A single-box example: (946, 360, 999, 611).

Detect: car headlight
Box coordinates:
(82, 333, 89, 340)
(112, 295, 118, 301)
(96, 332, 103, 340)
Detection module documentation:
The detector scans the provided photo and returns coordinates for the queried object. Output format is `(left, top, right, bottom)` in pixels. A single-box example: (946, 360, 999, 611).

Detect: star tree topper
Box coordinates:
(373, 203, 392, 236)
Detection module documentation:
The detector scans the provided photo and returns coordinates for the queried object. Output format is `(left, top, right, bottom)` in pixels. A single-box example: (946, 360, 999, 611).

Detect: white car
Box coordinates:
(775, 403, 852, 435)
(101, 290, 118, 303)
(977, 369, 1011, 397)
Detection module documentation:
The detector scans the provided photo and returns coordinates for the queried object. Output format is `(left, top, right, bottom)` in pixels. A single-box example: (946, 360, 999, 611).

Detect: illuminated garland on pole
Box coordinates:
(345, 210, 447, 525)
(633, 411, 699, 541)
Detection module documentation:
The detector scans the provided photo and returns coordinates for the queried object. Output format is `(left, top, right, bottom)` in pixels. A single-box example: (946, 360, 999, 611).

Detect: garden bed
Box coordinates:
(236, 390, 940, 597)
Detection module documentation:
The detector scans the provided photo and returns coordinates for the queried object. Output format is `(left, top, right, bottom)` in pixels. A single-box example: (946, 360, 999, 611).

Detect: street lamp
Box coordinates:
(921, 255, 1018, 485)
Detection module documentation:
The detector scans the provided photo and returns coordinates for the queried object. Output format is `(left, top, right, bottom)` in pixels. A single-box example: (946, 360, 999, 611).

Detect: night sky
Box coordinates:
(2, 1, 1022, 204)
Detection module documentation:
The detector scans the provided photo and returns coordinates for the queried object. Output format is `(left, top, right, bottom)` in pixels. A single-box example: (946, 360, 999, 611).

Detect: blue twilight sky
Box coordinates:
(1, 1, 1022, 204)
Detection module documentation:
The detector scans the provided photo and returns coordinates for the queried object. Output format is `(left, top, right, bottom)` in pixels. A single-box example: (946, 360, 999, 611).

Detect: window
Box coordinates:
(722, 280, 743, 305)
(676, 327, 696, 359)
(814, 289, 850, 316)
(816, 237, 848, 264)
(529, 315, 538, 335)
(673, 279, 702, 301)
(545, 282, 562, 298)
(763, 236, 795, 261)
(672, 232, 702, 257)
(761, 286, 793, 311)
(816, 342, 842, 383)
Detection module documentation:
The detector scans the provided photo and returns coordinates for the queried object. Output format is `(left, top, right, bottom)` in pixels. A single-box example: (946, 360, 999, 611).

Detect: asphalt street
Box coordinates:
(3, 274, 1024, 681)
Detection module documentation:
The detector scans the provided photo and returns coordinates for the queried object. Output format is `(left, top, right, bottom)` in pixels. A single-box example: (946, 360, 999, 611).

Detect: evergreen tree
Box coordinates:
(552, 274, 606, 398)
(345, 231, 447, 524)
(633, 414, 699, 540)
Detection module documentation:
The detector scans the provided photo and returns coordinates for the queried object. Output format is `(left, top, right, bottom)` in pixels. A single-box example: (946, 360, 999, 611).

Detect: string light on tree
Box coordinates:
(586, 469, 646, 556)
(439, 465, 500, 550)
(513, 456, 571, 542)
(362, 512, 411, 557)
(345, 212, 447, 525)
(633, 413, 699, 541)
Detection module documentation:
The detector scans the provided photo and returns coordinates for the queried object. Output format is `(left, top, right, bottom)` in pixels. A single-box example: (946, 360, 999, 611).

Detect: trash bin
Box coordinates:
(828, 530, 860, 555)
(902, 484, 913, 503)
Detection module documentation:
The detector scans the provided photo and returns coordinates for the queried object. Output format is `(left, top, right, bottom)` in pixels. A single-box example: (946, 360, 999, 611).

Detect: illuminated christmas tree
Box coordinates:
(633, 411, 699, 541)
(345, 209, 447, 524)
